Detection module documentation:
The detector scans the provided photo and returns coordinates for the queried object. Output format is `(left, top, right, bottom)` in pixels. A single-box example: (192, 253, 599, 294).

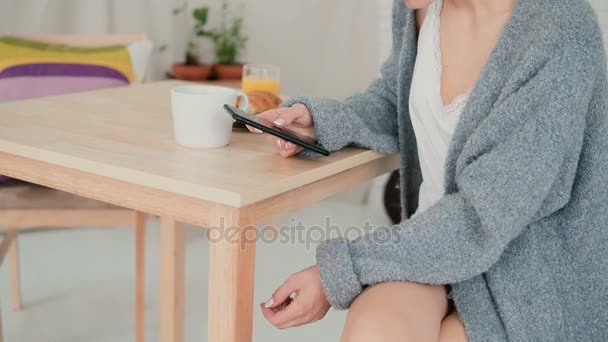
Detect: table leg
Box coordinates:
(135, 212, 146, 342)
(208, 206, 257, 342)
(159, 217, 185, 342)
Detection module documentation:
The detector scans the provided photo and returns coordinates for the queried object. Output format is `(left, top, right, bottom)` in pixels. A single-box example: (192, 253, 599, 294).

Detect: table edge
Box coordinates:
(0, 138, 397, 208)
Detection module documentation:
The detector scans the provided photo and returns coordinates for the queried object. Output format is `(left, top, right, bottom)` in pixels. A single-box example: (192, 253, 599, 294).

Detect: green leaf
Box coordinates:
(193, 7, 209, 25)
(203, 1, 247, 64)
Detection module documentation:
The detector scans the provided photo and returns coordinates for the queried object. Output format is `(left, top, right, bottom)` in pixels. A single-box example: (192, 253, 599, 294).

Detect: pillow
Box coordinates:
(0, 35, 152, 183)
(126, 39, 154, 84)
(0, 36, 155, 101)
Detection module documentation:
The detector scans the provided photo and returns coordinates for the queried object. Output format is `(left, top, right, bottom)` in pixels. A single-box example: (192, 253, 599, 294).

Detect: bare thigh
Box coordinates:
(438, 312, 469, 342)
(341, 281, 448, 342)
(341, 281, 468, 342)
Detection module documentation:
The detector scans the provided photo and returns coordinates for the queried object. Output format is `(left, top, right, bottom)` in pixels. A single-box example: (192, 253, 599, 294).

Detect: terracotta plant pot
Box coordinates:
(214, 64, 244, 80)
(171, 64, 213, 81)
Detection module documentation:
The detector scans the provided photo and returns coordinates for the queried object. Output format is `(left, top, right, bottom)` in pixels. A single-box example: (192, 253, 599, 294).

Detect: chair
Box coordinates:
(0, 230, 17, 342)
(0, 34, 149, 342)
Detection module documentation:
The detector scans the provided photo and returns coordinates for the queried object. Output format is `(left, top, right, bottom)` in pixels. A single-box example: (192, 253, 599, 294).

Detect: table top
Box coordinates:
(0, 81, 396, 208)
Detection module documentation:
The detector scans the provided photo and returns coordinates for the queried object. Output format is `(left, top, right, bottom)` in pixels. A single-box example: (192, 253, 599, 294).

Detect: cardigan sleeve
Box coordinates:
(316, 45, 600, 310)
(282, 1, 408, 155)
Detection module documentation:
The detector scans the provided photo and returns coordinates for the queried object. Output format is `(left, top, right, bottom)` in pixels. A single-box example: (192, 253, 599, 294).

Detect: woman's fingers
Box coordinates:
(271, 108, 302, 128)
(278, 141, 300, 158)
(258, 104, 313, 129)
(260, 304, 274, 325)
(257, 107, 301, 128)
(245, 124, 263, 134)
(251, 104, 314, 158)
(262, 297, 305, 329)
(261, 266, 330, 330)
(262, 274, 305, 328)
(276, 316, 313, 330)
(266, 135, 301, 158)
(261, 297, 293, 320)
(246, 109, 284, 133)
(270, 301, 302, 328)
(264, 296, 322, 329)
(249, 127, 303, 157)
(266, 274, 299, 309)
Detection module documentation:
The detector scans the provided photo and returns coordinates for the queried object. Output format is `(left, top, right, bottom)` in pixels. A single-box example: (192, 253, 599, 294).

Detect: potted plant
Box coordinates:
(199, 1, 248, 80)
(171, 7, 213, 81)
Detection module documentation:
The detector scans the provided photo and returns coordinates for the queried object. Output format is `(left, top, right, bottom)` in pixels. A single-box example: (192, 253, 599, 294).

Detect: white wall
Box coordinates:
(185, 0, 384, 98)
(0, 0, 384, 99)
(590, 0, 608, 51)
(235, 0, 382, 99)
(1, 0, 606, 98)
(0, 0, 177, 84)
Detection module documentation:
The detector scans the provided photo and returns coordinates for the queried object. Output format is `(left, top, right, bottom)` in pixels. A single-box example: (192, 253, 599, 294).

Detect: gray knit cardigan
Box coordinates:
(283, 0, 608, 340)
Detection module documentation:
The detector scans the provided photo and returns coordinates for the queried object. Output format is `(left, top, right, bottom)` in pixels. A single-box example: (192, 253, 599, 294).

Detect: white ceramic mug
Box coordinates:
(171, 85, 249, 148)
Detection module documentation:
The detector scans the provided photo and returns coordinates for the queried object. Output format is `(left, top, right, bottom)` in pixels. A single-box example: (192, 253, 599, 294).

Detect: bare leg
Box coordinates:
(438, 312, 468, 342)
(341, 281, 449, 342)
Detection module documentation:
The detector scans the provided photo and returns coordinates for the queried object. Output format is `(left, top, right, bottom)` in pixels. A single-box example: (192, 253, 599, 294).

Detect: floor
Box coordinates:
(0, 186, 391, 342)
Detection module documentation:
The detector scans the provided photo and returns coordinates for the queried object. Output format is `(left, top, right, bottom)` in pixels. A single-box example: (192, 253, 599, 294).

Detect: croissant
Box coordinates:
(238, 91, 283, 115)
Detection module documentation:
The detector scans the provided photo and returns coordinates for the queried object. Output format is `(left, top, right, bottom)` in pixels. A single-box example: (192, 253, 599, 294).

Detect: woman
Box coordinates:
(250, 0, 608, 340)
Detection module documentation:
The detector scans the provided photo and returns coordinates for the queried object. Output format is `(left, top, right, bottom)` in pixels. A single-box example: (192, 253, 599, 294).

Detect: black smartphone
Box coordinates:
(223, 104, 330, 156)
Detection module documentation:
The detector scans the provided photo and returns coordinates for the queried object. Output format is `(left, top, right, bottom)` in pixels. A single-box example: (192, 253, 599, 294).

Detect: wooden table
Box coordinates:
(0, 81, 399, 342)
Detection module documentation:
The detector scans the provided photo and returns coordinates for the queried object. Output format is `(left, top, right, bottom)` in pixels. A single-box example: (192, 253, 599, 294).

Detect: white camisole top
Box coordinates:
(409, 0, 470, 218)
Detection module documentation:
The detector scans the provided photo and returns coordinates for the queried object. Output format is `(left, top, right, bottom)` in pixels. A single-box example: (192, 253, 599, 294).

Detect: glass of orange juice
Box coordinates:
(242, 64, 281, 96)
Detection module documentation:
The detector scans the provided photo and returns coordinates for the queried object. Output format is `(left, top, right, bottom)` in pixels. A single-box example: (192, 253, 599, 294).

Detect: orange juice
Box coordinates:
(242, 77, 281, 96)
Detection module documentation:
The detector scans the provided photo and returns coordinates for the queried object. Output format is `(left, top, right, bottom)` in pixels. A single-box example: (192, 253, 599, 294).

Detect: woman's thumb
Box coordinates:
(271, 107, 302, 128)
(265, 275, 299, 308)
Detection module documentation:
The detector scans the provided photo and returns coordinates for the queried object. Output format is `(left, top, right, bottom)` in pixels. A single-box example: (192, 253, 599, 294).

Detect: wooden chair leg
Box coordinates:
(8, 230, 22, 312)
(135, 212, 146, 342)
(0, 229, 18, 342)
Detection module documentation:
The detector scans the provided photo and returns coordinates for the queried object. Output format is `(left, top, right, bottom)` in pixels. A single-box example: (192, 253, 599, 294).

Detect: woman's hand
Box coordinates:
(260, 265, 331, 329)
(246, 104, 316, 158)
